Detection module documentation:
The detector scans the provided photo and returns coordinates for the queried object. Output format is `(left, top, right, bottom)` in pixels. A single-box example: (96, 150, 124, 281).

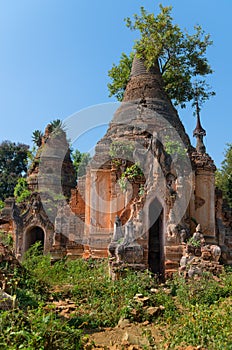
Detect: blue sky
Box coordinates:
(0, 0, 231, 167)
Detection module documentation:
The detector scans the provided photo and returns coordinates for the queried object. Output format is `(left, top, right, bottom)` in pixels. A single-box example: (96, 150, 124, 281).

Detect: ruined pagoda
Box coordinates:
(1, 55, 232, 276)
(81, 56, 219, 277)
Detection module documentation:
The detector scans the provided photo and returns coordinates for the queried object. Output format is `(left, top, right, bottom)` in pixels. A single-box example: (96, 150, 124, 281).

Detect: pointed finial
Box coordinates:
(193, 98, 206, 154)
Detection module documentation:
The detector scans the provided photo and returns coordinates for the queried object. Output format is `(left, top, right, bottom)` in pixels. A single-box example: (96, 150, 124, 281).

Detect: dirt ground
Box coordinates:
(84, 321, 206, 350)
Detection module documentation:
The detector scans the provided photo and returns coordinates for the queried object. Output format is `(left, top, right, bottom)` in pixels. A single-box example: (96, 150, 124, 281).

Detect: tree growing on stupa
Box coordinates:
(108, 4, 215, 109)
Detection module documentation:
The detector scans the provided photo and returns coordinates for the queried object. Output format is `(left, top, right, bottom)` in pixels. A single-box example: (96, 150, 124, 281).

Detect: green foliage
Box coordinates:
(15, 245, 50, 309)
(2, 242, 232, 348)
(138, 184, 145, 196)
(27, 145, 37, 170)
(32, 129, 43, 147)
(187, 236, 201, 248)
(0, 244, 49, 309)
(215, 143, 232, 206)
(0, 231, 13, 247)
(108, 5, 214, 109)
(118, 177, 128, 193)
(0, 140, 29, 200)
(170, 271, 232, 307)
(166, 301, 232, 349)
(14, 178, 31, 203)
(43, 119, 66, 140)
(192, 80, 215, 115)
(0, 200, 5, 210)
(122, 162, 143, 180)
(109, 140, 134, 162)
(77, 153, 91, 177)
(119, 163, 144, 192)
(22, 242, 48, 270)
(164, 136, 187, 160)
(71, 149, 91, 178)
(108, 51, 135, 101)
(161, 272, 232, 348)
(0, 308, 83, 349)
(109, 141, 144, 192)
(19, 246, 161, 328)
(49, 118, 63, 132)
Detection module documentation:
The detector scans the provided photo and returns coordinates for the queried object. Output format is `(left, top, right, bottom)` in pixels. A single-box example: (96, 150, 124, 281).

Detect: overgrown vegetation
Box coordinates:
(119, 163, 144, 192)
(71, 149, 91, 178)
(164, 136, 187, 160)
(0, 231, 13, 247)
(109, 140, 145, 192)
(1, 243, 232, 349)
(108, 4, 215, 110)
(109, 140, 134, 163)
(14, 178, 31, 203)
(0, 309, 83, 350)
(216, 143, 232, 207)
(0, 140, 29, 201)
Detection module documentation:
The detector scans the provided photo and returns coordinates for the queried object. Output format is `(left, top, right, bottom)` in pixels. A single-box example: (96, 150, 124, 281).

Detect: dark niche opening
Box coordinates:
(148, 199, 164, 275)
(25, 226, 45, 252)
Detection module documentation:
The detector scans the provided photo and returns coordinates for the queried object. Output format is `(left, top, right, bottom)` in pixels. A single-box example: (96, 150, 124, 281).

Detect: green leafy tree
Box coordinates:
(0, 141, 29, 200)
(108, 52, 135, 101)
(71, 149, 91, 178)
(216, 143, 232, 206)
(14, 177, 31, 203)
(108, 5, 214, 108)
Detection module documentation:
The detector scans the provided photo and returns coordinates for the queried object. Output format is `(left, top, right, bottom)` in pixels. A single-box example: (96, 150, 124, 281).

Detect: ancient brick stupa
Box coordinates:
(81, 56, 221, 277)
(1, 56, 232, 277)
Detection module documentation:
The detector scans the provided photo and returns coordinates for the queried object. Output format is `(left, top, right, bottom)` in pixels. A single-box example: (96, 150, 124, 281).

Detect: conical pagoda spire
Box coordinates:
(91, 55, 192, 169)
(123, 56, 166, 102)
(193, 100, 206, 154)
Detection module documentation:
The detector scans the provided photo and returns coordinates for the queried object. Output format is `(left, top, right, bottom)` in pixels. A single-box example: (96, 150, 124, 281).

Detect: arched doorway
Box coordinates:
(24, 226, 45, 252)
(148, 199, 164, 275)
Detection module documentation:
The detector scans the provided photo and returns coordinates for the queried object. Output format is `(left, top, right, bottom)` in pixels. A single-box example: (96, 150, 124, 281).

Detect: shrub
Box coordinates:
(14, 178, 31, 203)
(2, 242, 232, 347)
(165, 300, 232, 349)
(169, 271, 232, 307)
(0, 231, 13, 247)
(0, 308, 83, 349)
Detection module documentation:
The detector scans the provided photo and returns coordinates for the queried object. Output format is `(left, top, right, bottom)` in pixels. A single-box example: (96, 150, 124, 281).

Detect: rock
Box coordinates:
(146, 306, 160, 317)
(163, 288, 171, 295)
(122, 332, 129, 342)
(117, 318, 130, 328)
(84, 343, 94, 350)
(133, 295, 150, 305)
(134, 293, 143, 298)
(130, 308, 140, 318)
(150, 288, 159, 294)
(0, 289, 16, 310)
(60, 309, 70, 318)
(121, 331, 145, 347)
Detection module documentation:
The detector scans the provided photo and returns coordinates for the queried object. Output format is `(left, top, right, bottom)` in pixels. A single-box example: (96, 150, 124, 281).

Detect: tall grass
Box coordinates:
(1, 243, 232, 349)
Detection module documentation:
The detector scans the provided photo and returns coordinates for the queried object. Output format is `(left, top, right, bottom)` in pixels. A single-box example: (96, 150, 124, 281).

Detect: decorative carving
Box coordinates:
(192, 224, 205, 246)
(109, 219, 144, 264)
(108, 216, 124, 258)
(112, 216, 123, 242)
(179, 221, 222, 278)
(191, 151, 216, 172)
(195, 196, 205, 210)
